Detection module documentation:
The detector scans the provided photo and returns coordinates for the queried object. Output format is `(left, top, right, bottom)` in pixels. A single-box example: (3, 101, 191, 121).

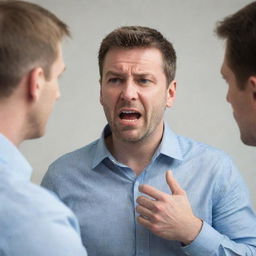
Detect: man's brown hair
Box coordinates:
(216, 2, 256, 89)
(0, 0, 70, 97)
(98, 26, 176, 85)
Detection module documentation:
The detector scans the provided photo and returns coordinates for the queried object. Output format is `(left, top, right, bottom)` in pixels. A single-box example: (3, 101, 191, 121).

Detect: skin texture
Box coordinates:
(100, 47, 175, 146)
(100, 47, 202, 243)
(221, 52, 256, 146)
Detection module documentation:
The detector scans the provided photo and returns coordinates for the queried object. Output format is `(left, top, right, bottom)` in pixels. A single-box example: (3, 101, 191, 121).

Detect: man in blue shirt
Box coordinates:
(0, 1, 87, 255)
(216, 2, 256, 147)
(42, 26, 256, 255)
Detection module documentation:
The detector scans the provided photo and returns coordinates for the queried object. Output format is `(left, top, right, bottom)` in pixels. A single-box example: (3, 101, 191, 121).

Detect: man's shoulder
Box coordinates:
(42, 139, 99, 185)
(174, 135, 236, 170)
(173, 134, 242, 187)
(0, 177, 85, 255)
(176, 133, 232, 162)
(0, 176, 78, 235)
(164, 125, 231, 161)
(50, 139, 99, 169)
(1, 175, 75, 216)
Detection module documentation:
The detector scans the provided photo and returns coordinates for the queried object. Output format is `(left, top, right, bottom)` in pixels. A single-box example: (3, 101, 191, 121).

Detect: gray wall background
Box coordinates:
(20, 0, 256, 208)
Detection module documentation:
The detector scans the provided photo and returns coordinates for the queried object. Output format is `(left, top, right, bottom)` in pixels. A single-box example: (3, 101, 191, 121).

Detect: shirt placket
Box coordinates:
(133, 171, 150, 256)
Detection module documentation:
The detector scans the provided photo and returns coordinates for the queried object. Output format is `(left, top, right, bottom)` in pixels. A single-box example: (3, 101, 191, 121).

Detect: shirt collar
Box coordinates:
(92, 125, 115, 169)
(155, 122, 183, 161)
(92, 122, 183, 169)
(0, 134, 32, 180)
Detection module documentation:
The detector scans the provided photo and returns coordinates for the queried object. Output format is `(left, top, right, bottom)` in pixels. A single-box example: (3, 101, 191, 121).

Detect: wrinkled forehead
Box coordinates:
(102, 47, 165, 74)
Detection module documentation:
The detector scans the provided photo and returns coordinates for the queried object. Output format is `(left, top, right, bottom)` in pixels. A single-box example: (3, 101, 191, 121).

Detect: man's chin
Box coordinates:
(240, 132, 256, 147)
(240, 135, 256, 147)
(118, 131, 143, 143)
(27, 128, 46, 140)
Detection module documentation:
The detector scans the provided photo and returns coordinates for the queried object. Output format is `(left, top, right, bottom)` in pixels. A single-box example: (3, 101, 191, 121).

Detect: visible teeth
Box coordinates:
(119, 110, 141, 120)
(122, 111, 137, 114)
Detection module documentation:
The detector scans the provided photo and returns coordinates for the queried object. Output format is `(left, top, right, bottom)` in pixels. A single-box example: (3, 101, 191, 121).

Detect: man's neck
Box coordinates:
(0, 102, 26, 147)
(105, 125, 164, 176)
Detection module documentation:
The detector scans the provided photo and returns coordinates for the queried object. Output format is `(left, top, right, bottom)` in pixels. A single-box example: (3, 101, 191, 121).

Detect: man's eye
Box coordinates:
(108, 78, 122, 83)
(139, 78, 150, 84)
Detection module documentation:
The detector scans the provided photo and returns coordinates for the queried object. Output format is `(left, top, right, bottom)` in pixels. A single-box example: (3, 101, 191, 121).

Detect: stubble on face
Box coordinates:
(101, 47, 173, 145)
(104, 98, 166, 144)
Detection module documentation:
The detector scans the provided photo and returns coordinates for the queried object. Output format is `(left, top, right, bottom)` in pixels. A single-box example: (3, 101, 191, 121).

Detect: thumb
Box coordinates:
(166, 170, 185, 195)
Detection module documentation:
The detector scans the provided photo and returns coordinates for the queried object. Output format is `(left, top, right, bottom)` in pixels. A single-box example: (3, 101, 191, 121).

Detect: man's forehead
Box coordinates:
(103, 47, 164, 74)
(104, 47, 162, 62)
(104, 69, 156, 77)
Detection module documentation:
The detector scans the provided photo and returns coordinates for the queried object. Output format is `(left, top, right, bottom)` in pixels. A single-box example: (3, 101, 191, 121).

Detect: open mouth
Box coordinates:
(119, 110, 141, 121)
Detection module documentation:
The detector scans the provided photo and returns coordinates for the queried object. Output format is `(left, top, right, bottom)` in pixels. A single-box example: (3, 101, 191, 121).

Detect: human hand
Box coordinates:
(136, 170, 202, 245)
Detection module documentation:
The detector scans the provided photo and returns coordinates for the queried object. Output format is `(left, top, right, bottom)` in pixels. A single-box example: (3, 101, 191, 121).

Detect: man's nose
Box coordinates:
(120, 80, 138, 101)
(226, 91, 230, 103)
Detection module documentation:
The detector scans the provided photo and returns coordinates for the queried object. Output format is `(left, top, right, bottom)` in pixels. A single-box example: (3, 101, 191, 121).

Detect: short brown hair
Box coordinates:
(0, 0, 70, 97)
(98, 26, 176, 85)
(216, 2, 256, 89)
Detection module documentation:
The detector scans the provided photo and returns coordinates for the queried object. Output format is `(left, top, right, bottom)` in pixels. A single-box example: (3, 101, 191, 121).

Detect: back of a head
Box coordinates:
(98, 26, 177, 84)
(0, 0, 70, 98)
(216, 1, 256, 89)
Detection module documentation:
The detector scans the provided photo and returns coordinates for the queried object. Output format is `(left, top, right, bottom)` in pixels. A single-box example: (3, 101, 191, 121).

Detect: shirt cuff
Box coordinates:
(181, 221, 222, 256)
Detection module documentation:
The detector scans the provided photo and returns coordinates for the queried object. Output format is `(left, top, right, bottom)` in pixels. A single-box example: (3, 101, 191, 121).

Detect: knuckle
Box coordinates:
(158, 195, 165, 201)
(154, 202, 164, 212)
(151, 214, 161, 223)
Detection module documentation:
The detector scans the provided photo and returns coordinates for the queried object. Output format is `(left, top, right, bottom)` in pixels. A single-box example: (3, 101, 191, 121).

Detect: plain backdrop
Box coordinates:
(20, 0, 256, 208)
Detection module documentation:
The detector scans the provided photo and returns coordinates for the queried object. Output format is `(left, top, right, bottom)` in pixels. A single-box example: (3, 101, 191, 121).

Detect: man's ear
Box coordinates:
(248, 76, 256, 105)
(27, 67, 45, 102)
(166, 80, 176, 108)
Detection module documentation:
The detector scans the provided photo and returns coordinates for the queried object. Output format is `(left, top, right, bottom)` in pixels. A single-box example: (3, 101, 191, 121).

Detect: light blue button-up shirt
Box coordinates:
(0, 134, 87, 256)
(42, 124, 256, 256)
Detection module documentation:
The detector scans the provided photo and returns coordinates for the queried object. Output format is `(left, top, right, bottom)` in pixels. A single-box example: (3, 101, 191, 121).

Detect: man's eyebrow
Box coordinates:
(105, 71, 154, 76)
(134, 73, 154, 77)
(104, 71, 126, 77)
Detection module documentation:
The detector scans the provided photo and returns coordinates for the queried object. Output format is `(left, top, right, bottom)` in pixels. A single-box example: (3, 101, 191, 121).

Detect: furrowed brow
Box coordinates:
(105, 71, 126, 77)
(135, 73, 154, 77)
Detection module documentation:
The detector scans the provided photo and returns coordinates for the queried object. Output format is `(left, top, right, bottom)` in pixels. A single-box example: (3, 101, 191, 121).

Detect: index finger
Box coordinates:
(139, 184, 167, 201)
